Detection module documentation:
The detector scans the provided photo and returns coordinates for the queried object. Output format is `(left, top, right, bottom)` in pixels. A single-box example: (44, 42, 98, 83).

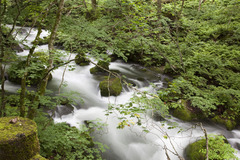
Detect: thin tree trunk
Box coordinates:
(0, 0, 7, 117)
(19, 27, 42, 117)
(173, 0, 185, 72)
(157, 0, 162, 19)
(91, 0, 97, 10)
(83, 0, 88, 9)
(20, 1, 54, 118)
(199, 123, 209, 160)
(39, 0, 65, 96)
(198, 0, 206, 11)
(27, 0, 65, 119)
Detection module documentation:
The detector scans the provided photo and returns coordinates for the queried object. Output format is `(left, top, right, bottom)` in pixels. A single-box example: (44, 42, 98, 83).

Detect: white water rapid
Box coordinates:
(8, 27, 240, 160)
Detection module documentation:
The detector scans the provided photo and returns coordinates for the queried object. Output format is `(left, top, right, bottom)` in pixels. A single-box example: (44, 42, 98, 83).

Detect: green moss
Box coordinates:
(185, 138, 206, 160)
(7, 60, 52, 86)
(90, 60, 109, 74)
(31, 154, 48, 160)
(75, 54, 90, 66)
(33, 52, 49, 64)
(99, 78, 122, 96)
(185, 135, 237, 160)
(171, 100, 197, 121)
(0, 117, 40, 160)
(36, 36, 49, 45)
(172, 106, 193, 121)
(212, 115, 236, 130)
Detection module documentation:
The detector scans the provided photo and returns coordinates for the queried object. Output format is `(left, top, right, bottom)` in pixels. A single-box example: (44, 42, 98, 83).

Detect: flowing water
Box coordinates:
(7, 26, 240, 159)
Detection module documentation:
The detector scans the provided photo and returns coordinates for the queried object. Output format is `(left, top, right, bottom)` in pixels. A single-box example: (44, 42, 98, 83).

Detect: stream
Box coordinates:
(7, 26, 240, 159)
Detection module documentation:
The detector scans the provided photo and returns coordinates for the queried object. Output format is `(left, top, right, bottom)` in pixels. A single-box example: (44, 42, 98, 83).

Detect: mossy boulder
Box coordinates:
(185, 135, 237, 160)
(35, 36, 49, 45)
(33, 51, 49, 64)
(171, 100, 197, 121)
(75, 54, 90, 66)
(99, 77, 122, 96)
(0, 117, 40, 160)
(212, 115, 236, 130)
(90, 60, 109, 75)
(7, 60, 52, 86)
(31, 154, 48, 160)
(185, 138, 206, 160)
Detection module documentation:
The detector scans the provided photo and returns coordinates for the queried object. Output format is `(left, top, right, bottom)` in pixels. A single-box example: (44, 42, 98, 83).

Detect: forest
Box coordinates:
(0, 0, 240, 159)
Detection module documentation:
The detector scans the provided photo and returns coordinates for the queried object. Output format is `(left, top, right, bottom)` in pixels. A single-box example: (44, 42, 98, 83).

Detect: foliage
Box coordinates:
(7, 59, 50, 86)
(107, 91, 168, 130)
(186, 134, 238, 160)
(36, 116, 107, 160)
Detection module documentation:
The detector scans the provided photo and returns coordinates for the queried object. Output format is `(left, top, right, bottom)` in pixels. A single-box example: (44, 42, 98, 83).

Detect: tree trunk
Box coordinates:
(19, 27, 42, 117)
(27, 0, 65, 119)
(91, 0, 97, 10)
(0, 0, 7, 117)
(173, 0, 185, 72)
(157, 0, 162, 19)
(40, 0, 65, 96)
(198, 0, 206, 11)
(83, 0, 88, 9)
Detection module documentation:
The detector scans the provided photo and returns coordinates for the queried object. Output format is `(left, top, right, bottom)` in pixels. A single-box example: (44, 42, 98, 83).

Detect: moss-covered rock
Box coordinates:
(75, 54, 90, 66)
(0, 117, 40, 160)
(99, 77, 122, 96)
(185, 138, 206, 160)
(7, 60, 52, 86)
(171, 100, 197, 121)
(33, 51, 49, 64)
(90, 60, 109, 75)
(212, 115, 237, 130)
(31, 154, 48, 160)
(35, 36, 49, 45)
(185, 135, 237, 160)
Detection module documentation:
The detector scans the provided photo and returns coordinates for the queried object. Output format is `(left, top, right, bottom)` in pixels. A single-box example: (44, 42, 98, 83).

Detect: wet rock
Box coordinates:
(185, 135, 236, 160)
(55, 104, 74, 117)
(236, 142, 240, 150)
(90, 60, 109, 75)
(7, 60, 52, 86)
(212, 115, 237, 131)
(171, 99, 198, 121)
(99, 77, 122, 96)
(75, 54, 90, 66)
(152, 111, 166, 121)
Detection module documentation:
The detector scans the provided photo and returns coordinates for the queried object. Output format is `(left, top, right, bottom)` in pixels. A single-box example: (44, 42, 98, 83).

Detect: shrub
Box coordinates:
(38, 122, 106, 160)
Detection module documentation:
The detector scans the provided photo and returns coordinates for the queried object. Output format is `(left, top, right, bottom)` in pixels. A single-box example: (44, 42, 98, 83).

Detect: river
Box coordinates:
(7, 26, 240, 160)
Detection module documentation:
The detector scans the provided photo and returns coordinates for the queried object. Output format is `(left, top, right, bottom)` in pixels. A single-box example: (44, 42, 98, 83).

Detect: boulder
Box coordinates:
(31, 154, 47, 160)
(0, 117, 44, 160)
(99, 77, 122, 96)
(75, 54, 90, 66)
(90, 60, 109, 75)
(7, 60, 52, 86)
(171, 100, 197, 121)
(35, 36, 49, 45)
(185, 135, 237, 160)
(185, 138, 206, 160)
(212, 115, 236, 130)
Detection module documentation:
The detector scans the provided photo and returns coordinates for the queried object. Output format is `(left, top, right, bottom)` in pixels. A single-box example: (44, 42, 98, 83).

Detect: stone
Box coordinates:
(75, 54, 90, 66)
(99, 77, 122, 96)
(212, 115, 237, 131)
(171, 99, 197, 121)
(7, 60, 52, 86)
(90, 60, 109, 75)
(0, 117, 40, 160)
(185, 135, 236, 160)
